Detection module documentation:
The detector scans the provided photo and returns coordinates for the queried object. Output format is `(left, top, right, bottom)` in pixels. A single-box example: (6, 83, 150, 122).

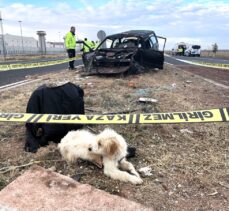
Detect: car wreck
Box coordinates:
(81, 30, 166, 75)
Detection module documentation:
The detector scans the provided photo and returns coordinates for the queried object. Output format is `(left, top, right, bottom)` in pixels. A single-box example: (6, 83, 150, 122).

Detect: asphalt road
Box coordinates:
(0, 59, 83, 86)
(0, 54, 228, 87)
(165, 55, 229, 65)
(164, 54, 229, 87)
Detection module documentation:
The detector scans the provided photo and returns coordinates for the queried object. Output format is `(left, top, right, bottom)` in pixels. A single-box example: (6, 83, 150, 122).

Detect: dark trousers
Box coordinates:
(67, 49, 76, 69)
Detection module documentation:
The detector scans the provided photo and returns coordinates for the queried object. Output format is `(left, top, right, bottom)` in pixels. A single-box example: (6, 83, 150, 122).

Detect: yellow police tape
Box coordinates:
(0, 108, 228, 124)
(191, 61, 229, 69)
(0, 56, 80, 72)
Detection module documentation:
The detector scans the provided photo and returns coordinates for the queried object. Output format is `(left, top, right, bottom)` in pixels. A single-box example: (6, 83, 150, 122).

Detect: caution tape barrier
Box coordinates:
(191, 61, 229, 69)
(0, 56, 80, 72)
(0, 108, 228, 124)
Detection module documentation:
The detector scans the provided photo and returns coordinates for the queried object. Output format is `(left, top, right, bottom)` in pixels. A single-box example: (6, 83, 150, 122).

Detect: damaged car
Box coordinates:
(81, 30, 166, 75)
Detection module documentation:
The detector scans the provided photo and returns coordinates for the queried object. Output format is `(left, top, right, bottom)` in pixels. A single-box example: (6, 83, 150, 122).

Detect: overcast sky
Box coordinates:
(0, 0, 229, 50)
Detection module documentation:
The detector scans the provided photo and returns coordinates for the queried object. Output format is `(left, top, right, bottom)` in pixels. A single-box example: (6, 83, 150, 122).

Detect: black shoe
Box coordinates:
(68, 67, 77, 70)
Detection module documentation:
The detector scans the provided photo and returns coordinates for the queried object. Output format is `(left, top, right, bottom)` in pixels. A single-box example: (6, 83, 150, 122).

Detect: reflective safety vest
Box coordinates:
(65, 32, 76, 50)
(83, 40, 93, 53)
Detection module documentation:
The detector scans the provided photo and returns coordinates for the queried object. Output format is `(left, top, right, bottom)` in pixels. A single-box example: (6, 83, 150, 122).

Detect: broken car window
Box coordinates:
(98, 38, 113, 49)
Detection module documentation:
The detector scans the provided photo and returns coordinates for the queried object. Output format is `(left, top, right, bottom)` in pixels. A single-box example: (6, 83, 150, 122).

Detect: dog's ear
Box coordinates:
(108, 139, 118, 157)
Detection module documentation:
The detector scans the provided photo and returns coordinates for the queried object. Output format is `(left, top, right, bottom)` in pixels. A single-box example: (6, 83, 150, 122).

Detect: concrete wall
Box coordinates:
(0, 34, 66, 55)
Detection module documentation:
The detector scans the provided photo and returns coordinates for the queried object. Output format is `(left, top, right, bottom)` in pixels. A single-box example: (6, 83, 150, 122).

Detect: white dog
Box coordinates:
(58, 128, 142, 184)
(93, 128, 143, 184)
(58, 130, 103, 168)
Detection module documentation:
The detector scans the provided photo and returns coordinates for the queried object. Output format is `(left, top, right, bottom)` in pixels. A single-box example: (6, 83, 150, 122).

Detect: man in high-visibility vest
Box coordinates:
(82, 38, 93, 53)
(82, 38, 94, 69)
(65, 26, 76, 70)
(178, 47, 183, 56)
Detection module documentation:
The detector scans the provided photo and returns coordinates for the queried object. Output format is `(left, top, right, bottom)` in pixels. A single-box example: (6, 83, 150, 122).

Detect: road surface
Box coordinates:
(0, 54, 229, 87)
(165, 55, 229, 87)
(0, 58, 83, 86)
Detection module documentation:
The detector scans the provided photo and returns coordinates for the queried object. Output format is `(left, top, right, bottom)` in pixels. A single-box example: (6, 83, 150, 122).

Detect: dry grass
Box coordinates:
(201, 50, 229, 59)
(0, 53, 66, 62)
(0, 65, 228, 210)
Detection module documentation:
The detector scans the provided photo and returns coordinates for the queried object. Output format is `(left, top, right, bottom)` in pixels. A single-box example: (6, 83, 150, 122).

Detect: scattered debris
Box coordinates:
(0, 161, 41, 174)
(171, 83, 176, 88)
(138, 166, 153, 177)
(186, 80, 192, 84)
(219, 182, 229, 189)
(71, 173, 85, 182)
(177, 184, 182, 188)
(135, 88, 151, 96)
(154, 178, 163, 184)
(207, 191, 219, 196)
(0, 138, 7, 143)
(128, 82, 137, 88)
(180, 128, 193, 134)
(139, 97, 158, 103)
(48, 166, 56, 172)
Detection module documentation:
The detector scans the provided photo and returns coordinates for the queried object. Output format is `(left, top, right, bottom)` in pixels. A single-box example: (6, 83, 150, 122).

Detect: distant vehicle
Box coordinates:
(184, 45, 201, 57)
(172, 43, 187, 56)
(80, 30, 166, 75)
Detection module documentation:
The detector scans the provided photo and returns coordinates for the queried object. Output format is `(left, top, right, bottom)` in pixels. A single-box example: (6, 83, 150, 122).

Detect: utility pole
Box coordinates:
(18, 20, 24, 54)
(0, 11, 6, 60)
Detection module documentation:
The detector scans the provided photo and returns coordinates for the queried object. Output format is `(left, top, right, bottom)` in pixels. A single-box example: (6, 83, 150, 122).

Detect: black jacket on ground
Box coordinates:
(25, 82, 84, 152)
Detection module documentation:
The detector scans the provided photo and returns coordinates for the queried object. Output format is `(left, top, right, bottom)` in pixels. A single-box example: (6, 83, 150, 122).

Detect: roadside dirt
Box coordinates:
(0, 64, 228, 210)
(176, 65, 229, 86)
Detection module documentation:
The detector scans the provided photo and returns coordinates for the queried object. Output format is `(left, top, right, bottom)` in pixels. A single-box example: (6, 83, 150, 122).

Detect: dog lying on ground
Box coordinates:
(58, 130, 103, 168)
(93, 128, 142, 184)
(58, 128, 142, 184)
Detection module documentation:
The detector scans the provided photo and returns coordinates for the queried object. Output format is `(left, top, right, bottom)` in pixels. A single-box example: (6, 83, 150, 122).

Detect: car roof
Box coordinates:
(106, 30, 156, 39)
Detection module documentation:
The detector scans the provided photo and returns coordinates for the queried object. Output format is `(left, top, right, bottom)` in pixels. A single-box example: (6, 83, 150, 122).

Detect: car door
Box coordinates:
(140, 34, 166, 69)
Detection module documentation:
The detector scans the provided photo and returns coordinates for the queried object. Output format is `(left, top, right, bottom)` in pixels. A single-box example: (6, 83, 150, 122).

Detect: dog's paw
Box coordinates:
(130, 170, 141, 178)
(130, 176, 143, 185)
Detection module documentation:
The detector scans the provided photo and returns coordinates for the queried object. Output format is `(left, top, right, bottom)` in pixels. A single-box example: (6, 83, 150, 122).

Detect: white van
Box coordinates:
(184, 45, 201, 57)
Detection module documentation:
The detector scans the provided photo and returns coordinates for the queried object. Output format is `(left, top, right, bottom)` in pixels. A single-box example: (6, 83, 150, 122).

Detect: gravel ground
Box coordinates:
(0, 64, 228, 210)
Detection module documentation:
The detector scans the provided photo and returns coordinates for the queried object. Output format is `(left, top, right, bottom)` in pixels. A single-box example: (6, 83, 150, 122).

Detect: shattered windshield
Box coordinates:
(113, 37, 138, 49)
(98, 38, 113, 49)
(98, 37, 138, 49)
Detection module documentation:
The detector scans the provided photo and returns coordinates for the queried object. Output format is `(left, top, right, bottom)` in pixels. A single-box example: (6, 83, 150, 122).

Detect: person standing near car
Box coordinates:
(82, 38, 94, 69)
(65, 26, 76, 70)
(82, 38, 93, 53)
